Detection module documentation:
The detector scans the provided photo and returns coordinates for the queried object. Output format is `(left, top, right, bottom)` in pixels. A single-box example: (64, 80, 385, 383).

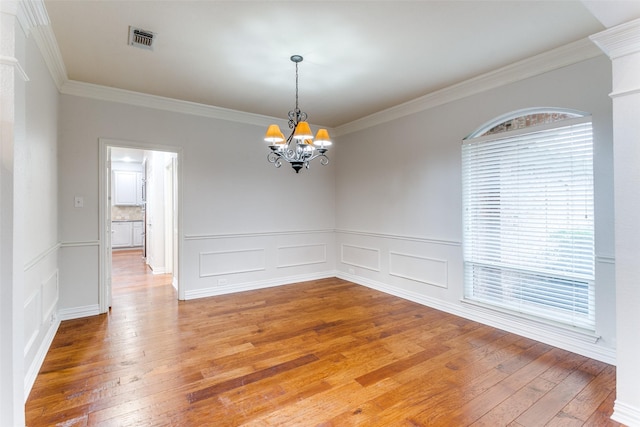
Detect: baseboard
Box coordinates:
(612, 400, 640, 426)
(24, 316, 60, 401)
(184, 271, 336, 300)
(58, 304, 101, 321)
(337, 272, 616, 365)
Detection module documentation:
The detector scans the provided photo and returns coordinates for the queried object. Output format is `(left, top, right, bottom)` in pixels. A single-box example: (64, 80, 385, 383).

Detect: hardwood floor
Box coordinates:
(26, 250, 622, 426)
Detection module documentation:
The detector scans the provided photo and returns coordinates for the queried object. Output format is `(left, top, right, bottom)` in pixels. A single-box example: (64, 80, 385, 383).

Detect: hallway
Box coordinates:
(111, 249, 173, 294)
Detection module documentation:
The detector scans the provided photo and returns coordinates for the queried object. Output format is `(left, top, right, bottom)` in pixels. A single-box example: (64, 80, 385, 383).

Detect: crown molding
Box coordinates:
(60, 80, 290, 128)
(17, 0, 48, 35)
(590, 17, 640, 59)
(333, 38, 604, 137)
(31, 25, 67, 89)
(18, 0, 66, 89)
(29, 0, 602, 137)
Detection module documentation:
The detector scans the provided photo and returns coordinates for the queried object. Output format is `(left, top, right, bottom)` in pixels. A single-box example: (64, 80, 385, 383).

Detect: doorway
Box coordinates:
(99, 139, 182, 312)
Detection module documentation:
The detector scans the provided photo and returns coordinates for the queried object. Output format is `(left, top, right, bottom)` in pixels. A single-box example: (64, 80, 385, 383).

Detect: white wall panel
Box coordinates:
(41, 270, 58, 323)
(184, 231, 335, 299)
(341, 244, 380, 271)
(277, 244, 326, 268)
(199, 248, 266, 277)
(23, 292, 41, 357)
(22, 246, 61, 398)
(389, 252, 448, 288)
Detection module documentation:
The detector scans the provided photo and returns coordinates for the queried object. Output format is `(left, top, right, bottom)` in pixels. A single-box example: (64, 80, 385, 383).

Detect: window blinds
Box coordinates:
(462, 117, 595, 330)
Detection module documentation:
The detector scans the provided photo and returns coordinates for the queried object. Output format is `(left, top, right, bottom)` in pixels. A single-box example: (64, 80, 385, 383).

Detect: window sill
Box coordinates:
(460, 298, 601, 344)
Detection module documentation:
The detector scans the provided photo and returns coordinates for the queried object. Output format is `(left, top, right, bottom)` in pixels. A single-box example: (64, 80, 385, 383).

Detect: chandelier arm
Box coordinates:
(303, 152, 329, 164)
(267, 151, 282, 168)
(263, 54, 329, 173)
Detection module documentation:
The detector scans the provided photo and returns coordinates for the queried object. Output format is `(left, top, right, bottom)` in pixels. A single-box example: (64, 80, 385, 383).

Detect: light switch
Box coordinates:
(74, 196, 84, 208)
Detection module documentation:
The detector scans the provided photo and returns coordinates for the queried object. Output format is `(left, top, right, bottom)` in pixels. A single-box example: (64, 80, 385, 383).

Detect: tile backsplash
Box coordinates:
(112, 205, 144, 221)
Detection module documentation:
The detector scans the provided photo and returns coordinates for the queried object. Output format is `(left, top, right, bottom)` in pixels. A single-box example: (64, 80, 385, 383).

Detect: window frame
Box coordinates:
(462, 111, 595, 331)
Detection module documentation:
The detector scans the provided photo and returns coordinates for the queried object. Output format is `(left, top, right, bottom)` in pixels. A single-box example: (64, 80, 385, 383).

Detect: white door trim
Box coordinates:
(98, 138, 185, 313)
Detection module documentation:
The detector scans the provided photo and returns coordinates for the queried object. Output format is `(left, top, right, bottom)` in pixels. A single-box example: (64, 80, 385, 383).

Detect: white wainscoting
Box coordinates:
(277, 244, 327, 269)
(389, 251, 448, 288)
(23, 290, 41, 358)
(23, 269, 58, 358)
(184, 229, 336, 300)
(334, 229, 616, 365)
(336, 230, 460, 289)
(41, 270, 59, 325)
(22, 244, 61, 401)
(199, 248, 266, 278)
(341, 244, 381, 271)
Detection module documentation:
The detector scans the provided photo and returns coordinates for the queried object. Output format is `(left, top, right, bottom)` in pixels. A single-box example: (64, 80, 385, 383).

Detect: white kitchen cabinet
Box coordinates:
(112, 221, 144, 248)
(112, 221, 133, 247)
(132, 221, 144, 246)
(114, 171, 144, 206)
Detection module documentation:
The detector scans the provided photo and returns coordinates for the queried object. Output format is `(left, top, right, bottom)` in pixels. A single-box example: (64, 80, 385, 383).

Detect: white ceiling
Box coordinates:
(43, 1, 606, 128)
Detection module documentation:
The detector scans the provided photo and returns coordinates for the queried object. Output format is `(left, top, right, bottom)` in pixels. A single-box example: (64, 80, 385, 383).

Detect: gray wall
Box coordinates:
(334, 55, 615, 362)
(57, 95, 337, 312)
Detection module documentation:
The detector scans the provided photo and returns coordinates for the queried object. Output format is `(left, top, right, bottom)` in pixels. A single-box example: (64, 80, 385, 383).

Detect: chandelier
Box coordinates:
(264, 55, 332, 173)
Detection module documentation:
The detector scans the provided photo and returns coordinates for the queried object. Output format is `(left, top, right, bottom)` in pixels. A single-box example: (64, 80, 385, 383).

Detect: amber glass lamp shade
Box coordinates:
(313, 128, 332, 147)
(293, 121, 313, 140)
(264, 125, 285, 144)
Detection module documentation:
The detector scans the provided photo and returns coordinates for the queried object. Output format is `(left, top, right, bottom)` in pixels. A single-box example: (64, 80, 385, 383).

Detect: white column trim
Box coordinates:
(591, 16, 640, 427)
(590, 18, 640, 59)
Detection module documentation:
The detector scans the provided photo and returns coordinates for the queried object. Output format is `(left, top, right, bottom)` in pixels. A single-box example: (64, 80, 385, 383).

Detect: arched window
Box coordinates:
(462, 108, 595, 330)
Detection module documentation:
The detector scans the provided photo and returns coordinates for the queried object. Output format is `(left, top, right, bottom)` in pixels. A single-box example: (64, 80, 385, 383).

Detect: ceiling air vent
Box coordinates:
(128, 26, 156, 50)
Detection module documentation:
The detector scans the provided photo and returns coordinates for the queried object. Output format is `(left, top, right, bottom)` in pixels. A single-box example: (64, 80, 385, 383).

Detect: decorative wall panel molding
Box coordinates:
(277, 244, 327, 269)
(341, 244, 381, 272)
(389, 252, 448, 288)
(185, 229, 334, 241)
(23, 291, 41, 357)
(23, 243, 59, 271)
(41, 270, 58, 325)
(199, 248, 266, 278)
(336, 229, 460, 246)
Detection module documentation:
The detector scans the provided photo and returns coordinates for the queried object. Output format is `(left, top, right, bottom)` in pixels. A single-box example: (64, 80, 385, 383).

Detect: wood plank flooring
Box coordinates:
(25, 249, 622, 426)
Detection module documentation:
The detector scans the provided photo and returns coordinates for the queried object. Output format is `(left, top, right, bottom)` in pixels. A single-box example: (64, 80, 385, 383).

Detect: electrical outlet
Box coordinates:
(218, 278, 228, 286)
(348, 268, 355, 275)
(74, 196, 84, 208)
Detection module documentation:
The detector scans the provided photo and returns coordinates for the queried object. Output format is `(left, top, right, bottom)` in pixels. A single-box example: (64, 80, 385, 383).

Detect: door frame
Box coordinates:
(98, 138, 184, 313)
